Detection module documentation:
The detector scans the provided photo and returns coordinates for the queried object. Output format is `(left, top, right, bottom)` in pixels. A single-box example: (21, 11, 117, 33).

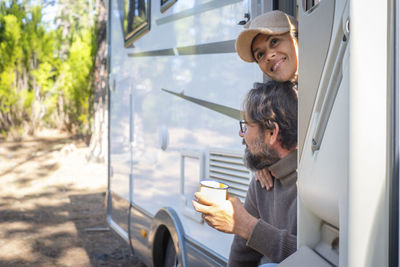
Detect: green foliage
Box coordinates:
(0, 0, 97, 137)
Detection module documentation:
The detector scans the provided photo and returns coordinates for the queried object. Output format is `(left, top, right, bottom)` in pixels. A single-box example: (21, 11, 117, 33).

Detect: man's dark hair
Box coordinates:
(244, 81, 297, 150)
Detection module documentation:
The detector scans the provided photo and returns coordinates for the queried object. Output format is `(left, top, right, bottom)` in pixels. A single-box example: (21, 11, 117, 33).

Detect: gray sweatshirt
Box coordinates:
(228, 150, 297, 266)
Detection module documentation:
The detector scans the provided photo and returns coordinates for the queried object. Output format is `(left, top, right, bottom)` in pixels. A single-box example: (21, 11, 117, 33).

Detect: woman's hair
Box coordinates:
(244, 81, 298, 150)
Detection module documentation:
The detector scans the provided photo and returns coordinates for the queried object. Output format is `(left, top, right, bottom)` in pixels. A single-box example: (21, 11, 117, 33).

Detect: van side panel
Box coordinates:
(108, 0, 263, 265)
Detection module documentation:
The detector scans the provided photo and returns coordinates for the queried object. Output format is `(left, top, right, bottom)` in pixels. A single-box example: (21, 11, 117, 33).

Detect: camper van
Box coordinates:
(106, 0, 398, 266)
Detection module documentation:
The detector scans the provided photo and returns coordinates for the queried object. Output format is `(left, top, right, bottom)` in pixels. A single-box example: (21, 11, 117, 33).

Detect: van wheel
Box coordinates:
(164, 237, 179, 267)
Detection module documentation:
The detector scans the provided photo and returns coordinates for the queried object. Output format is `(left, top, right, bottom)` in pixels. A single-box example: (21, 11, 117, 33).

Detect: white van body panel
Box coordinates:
(108, 0, 266, 265)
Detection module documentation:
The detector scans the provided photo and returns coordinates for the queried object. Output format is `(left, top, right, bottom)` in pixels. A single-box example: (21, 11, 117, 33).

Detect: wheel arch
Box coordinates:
(149, 207, 187, 267)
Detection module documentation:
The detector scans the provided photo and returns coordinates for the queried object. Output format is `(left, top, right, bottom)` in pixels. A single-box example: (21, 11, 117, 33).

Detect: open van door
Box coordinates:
(281, 0, 398, 266)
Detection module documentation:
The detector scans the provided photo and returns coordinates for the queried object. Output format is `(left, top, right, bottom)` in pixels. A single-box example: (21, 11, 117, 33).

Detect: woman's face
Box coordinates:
(251, 33, 298, 82)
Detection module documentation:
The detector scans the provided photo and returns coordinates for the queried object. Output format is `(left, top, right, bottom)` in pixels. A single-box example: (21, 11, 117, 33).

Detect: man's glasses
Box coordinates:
(239, 120, 247, 134)
(240, 119, 276, 134)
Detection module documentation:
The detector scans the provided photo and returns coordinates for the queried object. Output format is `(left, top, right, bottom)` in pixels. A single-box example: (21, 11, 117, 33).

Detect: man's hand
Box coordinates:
(255, 168, 274, 190)
(192, 192, 257, 240)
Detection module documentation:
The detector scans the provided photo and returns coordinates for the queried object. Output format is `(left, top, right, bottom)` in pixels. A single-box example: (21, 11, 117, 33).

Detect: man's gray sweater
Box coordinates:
(228, 150, 297, 266)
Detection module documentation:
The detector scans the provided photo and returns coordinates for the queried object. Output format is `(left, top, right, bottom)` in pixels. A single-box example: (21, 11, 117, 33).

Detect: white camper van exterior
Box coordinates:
(106, 0, 399, 266)
(107, 0, 284, 266)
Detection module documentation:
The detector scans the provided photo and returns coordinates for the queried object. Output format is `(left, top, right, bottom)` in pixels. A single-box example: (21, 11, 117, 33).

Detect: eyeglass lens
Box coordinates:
(240, 120, 247, 133)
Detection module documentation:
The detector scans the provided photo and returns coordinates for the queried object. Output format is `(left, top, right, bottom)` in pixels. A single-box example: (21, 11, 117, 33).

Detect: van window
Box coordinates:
(124, 0, 151, 47)
(303, 0, 320, 11)
(161, 0, 177, 13)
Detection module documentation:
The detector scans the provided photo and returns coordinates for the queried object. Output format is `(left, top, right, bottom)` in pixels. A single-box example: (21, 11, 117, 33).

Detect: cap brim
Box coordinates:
(235, 27, 290, 63)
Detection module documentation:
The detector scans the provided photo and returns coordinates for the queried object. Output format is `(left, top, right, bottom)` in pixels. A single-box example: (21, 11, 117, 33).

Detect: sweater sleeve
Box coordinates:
(227, 234, 263, 267)
(229, 175, 297, 264)
(227, 177, 262, 267)
(246, 219, 297, 263)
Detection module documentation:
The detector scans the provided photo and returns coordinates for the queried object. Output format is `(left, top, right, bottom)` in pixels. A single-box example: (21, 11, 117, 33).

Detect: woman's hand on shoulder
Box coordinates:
(255, 168, 274, 190)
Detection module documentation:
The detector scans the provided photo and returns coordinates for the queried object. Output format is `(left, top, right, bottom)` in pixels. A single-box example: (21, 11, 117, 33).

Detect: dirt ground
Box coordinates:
(0, 130, 147, 267)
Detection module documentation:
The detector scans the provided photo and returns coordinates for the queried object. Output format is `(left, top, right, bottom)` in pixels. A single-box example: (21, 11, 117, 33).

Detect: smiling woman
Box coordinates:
(235, 10, 298, 83)
(251, 33, 298, 82)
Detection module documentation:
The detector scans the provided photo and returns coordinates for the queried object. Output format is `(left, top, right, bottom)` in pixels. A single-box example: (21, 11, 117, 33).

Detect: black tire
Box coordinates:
(164, 238, 179, 267)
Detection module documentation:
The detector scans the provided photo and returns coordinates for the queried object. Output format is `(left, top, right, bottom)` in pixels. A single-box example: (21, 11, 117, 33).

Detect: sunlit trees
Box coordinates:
(0, 0, 98, 139)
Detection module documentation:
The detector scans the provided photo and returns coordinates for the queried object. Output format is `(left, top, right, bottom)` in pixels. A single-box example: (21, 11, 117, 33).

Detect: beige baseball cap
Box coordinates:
(235, 10, 298, 62)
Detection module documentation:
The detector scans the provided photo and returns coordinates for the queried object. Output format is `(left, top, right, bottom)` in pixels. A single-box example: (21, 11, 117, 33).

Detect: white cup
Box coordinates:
(199, 180, 229, 204)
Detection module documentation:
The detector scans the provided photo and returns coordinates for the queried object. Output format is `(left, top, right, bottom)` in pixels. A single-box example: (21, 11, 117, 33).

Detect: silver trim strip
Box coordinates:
(185, 235, 227, 264)
(107, 215, 130, 243)
(162, 88, 241, 120)
(128, 40, 236, 57)
(131, 201, 153, 219)
(177, 40, 235, 55)
(128, 48, 175, 57)
(156, 0, 242, 25)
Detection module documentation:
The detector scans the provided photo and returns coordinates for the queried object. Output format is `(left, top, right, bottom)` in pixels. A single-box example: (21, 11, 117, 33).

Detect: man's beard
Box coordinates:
(243, 133, 280, 171)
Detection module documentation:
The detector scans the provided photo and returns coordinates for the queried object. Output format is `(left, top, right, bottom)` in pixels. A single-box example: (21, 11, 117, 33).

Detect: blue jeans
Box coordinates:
(259, 264, 278, 267)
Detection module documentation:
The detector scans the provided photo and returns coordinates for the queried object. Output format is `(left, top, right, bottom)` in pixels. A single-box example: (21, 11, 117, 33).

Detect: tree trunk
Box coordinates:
(87, 0, 108, 163)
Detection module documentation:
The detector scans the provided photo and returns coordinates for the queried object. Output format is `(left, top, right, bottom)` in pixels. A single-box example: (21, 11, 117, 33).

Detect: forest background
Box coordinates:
(0, 0, 108, 161)
(0, 2, 148, 265)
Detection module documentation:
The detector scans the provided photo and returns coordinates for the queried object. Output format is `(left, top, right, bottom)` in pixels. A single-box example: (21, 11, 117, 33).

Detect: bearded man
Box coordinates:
(193, 81, 298, 266)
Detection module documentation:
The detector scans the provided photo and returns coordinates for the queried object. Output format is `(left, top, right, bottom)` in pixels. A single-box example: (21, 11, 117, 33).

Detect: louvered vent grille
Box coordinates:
(208, 149, 251, 202)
